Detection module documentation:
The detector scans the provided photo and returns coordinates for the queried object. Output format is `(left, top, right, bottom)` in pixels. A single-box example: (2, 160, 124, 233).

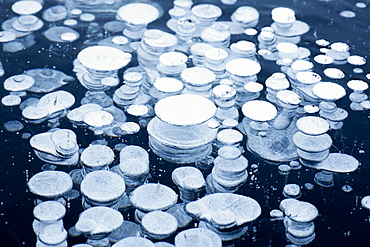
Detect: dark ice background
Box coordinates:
(1, 0, 370, 246)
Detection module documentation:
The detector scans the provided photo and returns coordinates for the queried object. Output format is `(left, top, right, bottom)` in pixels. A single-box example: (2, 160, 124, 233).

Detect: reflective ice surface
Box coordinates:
(0, 0, 370, 246)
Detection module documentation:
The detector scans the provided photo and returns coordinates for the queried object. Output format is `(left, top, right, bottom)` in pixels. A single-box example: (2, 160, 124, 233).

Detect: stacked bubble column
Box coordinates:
(292, 116, 332, 166)
(147, 94, 218, 164)
(168, 166, 205, 229)
(117, 145, 150, 195)
(280, 199, 319, 245)
(136, 29, 178, 84)
(207, 146, 248, 194)
(80, 170, 126, 210)
(265, 72, 290, 104)
(212, 84, 238, 123)
(33, 201, 68, 247)
(130, 183, 178, 224)
(347, 80, 369, 111)
(80, 144, 114, 178)
(204, 48, 229, 82)
(311, 82, 348, 130)
(272, 90, 302, 130)
(27, 171, 73, 247)
(180, 67, 216, 99)
(157, 51, 188, 79)
(113, 72, 145, 108)
(225, 58, 261, 108)
(75, 46, 131, 108)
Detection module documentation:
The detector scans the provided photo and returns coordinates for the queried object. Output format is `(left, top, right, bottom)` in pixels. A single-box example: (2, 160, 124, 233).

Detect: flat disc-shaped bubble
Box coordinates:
(244, 28, 258, 35)
(120, 122, 140, 135)
(312, 82, 346, 101)
(296, 116, 329, 135)
(64, 19, 78, 27)
(231, 6, 259, 28)
(356, 2, 367, 8)
(101, 77, 119, 87)
(79, 13, 95, 22)
(75, 206, 123, 235)
(80, 144, 114, 168)
(316, 39, 330, 47)
(22, 105, 49, 122)
(1, 17, 29, 38)
(244, 82, 263, 92)
(81, 171, 125, 203)
(340, 10, 356, 18)
(67, 104, 102, 124)
(126, 104, 149, 117)
(361, 195, 370, 210)
(12, 1, 42, 15)
(113, 237, 154, 247)
(353, 68, 363, 74)
(4, 74, 35, 92)
(25, 68, 74, 93)
(181, 67, 216, 86)
(347, 80, 368, 91)
(304, 153, 359, 173)
(104, 21, 126, 33)
(130, 183, 178, 212)
(191, 4, 222, 19)
(111, 36, 129, 46)
(341, 184, 353, 193)
(347, 55, 366, 66)
(33, 201, 66, 221)
(225, 58, 261, 77)
(117, 3, 160, 24)
(77, 46, 132, 71)
(271, 20, 310, 37)
(28, 170, 73, 198)
(42, 5, 68, 22)
(43, 26, 80, 43)
(153, 78, 183, 94)
(242, 100, 277, 122)
(296, 72, 322, 85)
(154, 94, 216, 126)
(141, 211, 178, 237)
(314, 54, 333, 65)
(12, 15, 44, 32)
(175, 228, 222, 247)
(323, 68, 345, 79)
(1, 95, 21, 106)
(0, 31, 16, 42)
(83, 110, 114, 128)
(4, 120, 24, 132)
(38, 90, 75, 115)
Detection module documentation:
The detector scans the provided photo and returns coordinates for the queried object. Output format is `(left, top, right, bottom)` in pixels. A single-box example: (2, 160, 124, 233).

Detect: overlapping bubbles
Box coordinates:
(1, 0, 370, 246)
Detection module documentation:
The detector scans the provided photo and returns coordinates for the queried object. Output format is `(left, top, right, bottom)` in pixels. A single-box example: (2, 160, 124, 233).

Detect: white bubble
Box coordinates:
(61, 32, 78, 42)
(319, 47, 330, 53)
(316, 39, 330, 47)
(324, 68, 345, 79)
(314, 54, 333, 65)
(355, 2, 367, 8)
(244, 28, 258, 36)
(1, 95, 21, 106)
(64, 19, 78, 26)
(353, 68, 364, 74)
(340, 10, 356, 18)
(341, 184, 353, 193)
(347, 55, 366, 66)
(80, 13, 95, 22)
(4, 120, 24, 132)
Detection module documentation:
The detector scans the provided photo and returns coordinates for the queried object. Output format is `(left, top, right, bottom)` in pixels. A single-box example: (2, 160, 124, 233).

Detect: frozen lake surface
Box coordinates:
(1, 0, 370, 246)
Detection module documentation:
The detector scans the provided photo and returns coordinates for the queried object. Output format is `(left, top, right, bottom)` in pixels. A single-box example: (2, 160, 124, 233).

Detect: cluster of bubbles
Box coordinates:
(1, 0, 370, 246)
